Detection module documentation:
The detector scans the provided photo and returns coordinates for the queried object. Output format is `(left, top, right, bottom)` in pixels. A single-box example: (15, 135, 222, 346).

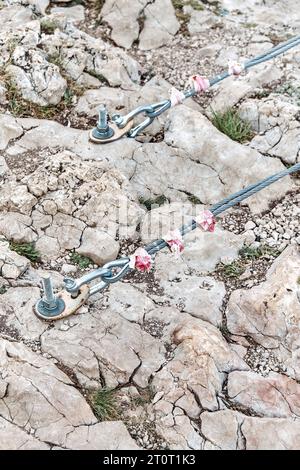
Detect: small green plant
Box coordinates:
(275, 82, 300, 106)
(253, 89, 270, 99)
(139, 195, 169, 211)
(220, 261, 244, 278)
(188, 0, 204, 10)
(91, 387, 120, 421)
(0, 286, 7, 295)
(4, 75, 56, 118)
(70, 252, 92, 269)
(132, 386, 155, 407)
(63, 86, 80, 106)
(96, 0, 106, 11)
(9, 242, 41, 263)
(239, 245, 280, 260)
(172, 0, 185, 8)
(172, 0, 191, 25)
(40, 19, 59, 35)
(211, 108, 253, 143)
(243, 22, 258, 29)
(47, 53, 63, 68)
(3, 68, 83, 119)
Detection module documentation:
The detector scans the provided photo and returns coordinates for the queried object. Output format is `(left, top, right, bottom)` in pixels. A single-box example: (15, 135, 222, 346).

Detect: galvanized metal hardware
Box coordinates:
(34, 276, 90, 321)
(33, 160, 300, 321)
(34, 258, 130, 321)
(91, 104, 114, 140)
(88, 94, 193, 143)
(88, 35, 300, 144)
(89, 104, 134, 144)
(34, 277, 66, 320)
(63, 258, 130, 296)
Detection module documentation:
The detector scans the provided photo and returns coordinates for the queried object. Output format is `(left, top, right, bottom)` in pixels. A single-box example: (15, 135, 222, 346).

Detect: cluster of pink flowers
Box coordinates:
(129, 211, 216, 272)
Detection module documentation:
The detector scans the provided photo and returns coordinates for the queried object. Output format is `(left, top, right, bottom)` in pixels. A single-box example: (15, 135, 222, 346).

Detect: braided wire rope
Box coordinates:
(127, 35, 300, 136)
(98, 162, 300, 287)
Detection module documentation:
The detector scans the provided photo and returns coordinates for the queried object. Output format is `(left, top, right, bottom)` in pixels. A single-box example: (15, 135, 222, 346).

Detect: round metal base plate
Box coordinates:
(89, 121, 134, 144)
(33, 286, 90, 322)
(34, 298, 66, 321)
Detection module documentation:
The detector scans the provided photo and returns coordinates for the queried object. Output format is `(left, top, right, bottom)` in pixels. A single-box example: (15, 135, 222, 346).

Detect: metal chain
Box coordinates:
(63, 161, 300, 297)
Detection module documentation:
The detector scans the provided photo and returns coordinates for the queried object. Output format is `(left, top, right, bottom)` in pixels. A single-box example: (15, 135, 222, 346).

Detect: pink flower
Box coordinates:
(189, 75, 210, 93)
(169, 87, 186, 107)
(228, 60, 244, 76)
(129, 247, 152, 272)
(195, 210, 216, 233)
(163, 229, 184, 258)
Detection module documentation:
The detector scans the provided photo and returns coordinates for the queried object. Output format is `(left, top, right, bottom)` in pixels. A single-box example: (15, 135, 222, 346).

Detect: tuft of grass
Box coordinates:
(219, 261, 244, 278)
(40, 19, 60, 35)
(139, 195, 169, 211)
(243, 22, 258, 29)
(172, 0, 191, 26)
(3, 75, 56, 118)
(9, 242, 41, 263)
(188, 0, 204, 11)
(132, 386, 155, 407)
(239, 245, 280, 260)
(47, 53, 63, 68)
(2, 69, 83, 119)
(91, 387, 120, 421)
(70, 252, 92, 269)
(211, 108, 253, 143)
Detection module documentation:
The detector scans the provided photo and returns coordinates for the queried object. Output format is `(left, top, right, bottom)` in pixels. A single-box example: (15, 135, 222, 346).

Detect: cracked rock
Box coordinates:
(152, 319, 247, 412)
(239, 95, 300, 165)
(201, 409, 300, 450)
(0, 338, 96, 448)
(65, 421, 139, 450)
(8, 47, 67, 106)
(164, 106, 294, 213)
(101, 0, 148, 50)
(77, 227, 120, 266)
(138, 0, 179, 51)
(41, 304, 166, 388)
(228, 370, 300, 418)
(227, 245, 300, 379)
(0, 239, 30, 280)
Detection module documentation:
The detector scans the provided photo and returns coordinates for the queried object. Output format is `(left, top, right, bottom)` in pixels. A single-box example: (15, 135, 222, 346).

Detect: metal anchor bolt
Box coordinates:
(34, 276, 65, 320)
(42, 276, 58, 309)
(91, 104, 114, 140)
